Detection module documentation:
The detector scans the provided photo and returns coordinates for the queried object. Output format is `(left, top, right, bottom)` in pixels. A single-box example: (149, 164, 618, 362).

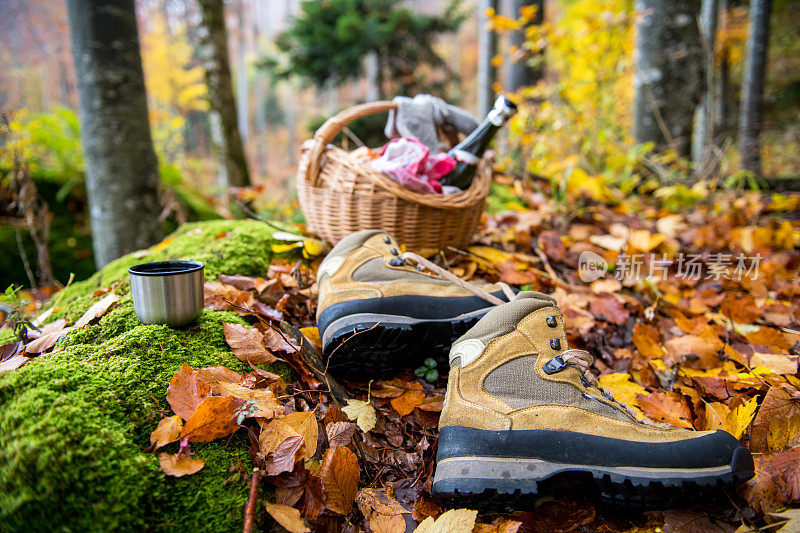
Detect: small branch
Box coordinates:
(242, 469, 261, 533)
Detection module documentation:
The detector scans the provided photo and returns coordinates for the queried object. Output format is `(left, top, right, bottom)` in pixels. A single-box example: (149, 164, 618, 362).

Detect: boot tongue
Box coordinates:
(453, 291, 558, 349)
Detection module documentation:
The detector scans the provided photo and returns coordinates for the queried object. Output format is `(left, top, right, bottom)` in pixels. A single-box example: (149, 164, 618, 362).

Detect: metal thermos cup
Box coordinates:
(129, 260, 204, 327)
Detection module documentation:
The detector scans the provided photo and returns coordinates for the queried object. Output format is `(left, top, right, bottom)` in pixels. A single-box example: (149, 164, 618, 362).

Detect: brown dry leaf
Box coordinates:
(320, 446, 360, 515)
(356, 488, 408, 533)
(264, 502, 310, 533)
(411, 494, 442, 523)
(167, 364, 212, 420)
(389, 382, 425, 417)
(223, 323, 281, 364)
(636, 391, 693, 428)
(496, 260, 540, 285)
(590, 278, 621, 294)
(0, 352, 33, 373)
(216, 381, 283, 419)
(416, 396, 445, 412)
(158, 452, 204, 477)
(751, 352, 798, 375)
(631, 323, 663, 359)
(341, 399, 377, 432)
(149, 415, 183, 449)
(325, 421, 357, 449)
(179, 396, 244, 442)
(195, 366, 245, 394)
(741, 447, 800, 513)
(588, 295, 629, 325)
(203, 280, 254, 312)
(752, 385, 800, 452)
(538, 231, 566, 261)
(74, 293, 121, 328)
(413, 508, 477, 533)
(261, 326, 301, 355)
(23, 325, 76, 354)
(259, 419, 304, 476)
(664, 334, 721, 369)
(372, 380, 409, 399)
(282, 410, 319, 460)
(747, 327, 793, 351)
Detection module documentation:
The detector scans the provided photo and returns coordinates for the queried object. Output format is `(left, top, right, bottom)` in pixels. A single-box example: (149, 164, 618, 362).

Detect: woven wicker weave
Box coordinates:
(296, 101, 491, 251)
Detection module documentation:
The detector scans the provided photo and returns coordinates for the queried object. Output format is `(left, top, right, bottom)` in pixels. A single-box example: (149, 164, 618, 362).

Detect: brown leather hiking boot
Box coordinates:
(316, 230, 515, 377)
(432, 292, 755, 506)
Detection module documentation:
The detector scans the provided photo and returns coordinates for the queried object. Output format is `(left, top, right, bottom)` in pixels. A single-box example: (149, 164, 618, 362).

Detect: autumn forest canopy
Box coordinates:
(0, 0, 799, 532)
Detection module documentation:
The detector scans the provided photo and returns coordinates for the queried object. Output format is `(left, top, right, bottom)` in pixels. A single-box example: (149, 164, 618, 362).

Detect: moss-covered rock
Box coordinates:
(0, 220, 291, 532)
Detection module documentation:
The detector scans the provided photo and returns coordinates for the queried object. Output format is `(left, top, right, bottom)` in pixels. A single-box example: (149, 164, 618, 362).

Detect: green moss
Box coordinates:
(50, 219, 283, 324)
(0, 219, 298, 532)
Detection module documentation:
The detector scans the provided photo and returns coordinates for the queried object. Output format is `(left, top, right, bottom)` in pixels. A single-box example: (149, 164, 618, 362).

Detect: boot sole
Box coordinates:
(432, 450, 754, 508)
(321, 309, 489, 378)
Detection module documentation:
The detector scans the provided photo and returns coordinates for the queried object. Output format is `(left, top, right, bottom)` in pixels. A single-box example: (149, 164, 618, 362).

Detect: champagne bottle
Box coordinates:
(440, 95, 518, 189)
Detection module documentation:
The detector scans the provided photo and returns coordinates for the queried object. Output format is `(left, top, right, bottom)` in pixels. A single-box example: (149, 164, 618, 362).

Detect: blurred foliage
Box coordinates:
(268, 0, 467, 98)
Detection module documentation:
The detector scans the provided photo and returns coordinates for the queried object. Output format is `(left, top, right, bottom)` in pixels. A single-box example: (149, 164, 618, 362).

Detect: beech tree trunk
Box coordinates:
(633, 0, 704, 157)
(477, 0, 498, 117)
(505, 0, 544, 92)
(738, 0, 772, 175)
(197, 0, 252, 189)
(65, 0, 162, 268)
(692, 0, 719, 167)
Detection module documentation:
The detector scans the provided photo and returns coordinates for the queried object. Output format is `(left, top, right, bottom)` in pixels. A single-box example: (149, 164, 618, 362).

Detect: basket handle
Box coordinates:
(304, 101, 398, 188)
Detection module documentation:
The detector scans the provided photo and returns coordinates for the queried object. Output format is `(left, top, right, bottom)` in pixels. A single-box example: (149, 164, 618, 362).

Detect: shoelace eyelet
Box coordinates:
(550, 338, 561, 350)
(383, 236, 391, 244)
(388, 258, 405, 267)
(546, 316, 557, 328)
(390, 248, 399, 256)
(542, 355, 567, 375)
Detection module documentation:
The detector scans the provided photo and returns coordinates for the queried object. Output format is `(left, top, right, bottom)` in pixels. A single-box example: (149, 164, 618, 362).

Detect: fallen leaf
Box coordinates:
(0, 352, 32, 373)
(356, 488, 408, 533)
(590, 278, 621, 294)
(741, 447, 800, 513)
(664, 334, 721, 369)
(631, 323, 663, 359)
(747, 327, 792, 351)
(300, 326, 321, 352)
(342, 399, 377, 432)
(158, 452, 204, 477)
(320, 446, 360, 515)
(282, 410, 319, 460)
(259, 419, 304, 476)
(636, 391, 693, 428)
(413, 508, 477, 533)
(629, 229, 665, 253)
(179, 396, 244, 442)
(416, 396, 445, 412)
(589, 295, 629, 325)
(767, 415, 800, 453)
(167, 363, 212, 420)
(389, 382, 425, 417)
(538, 231, 566, 261)
(473, 518, 523, 533)
(768, 509, 800, 533)
(150, 415, 183, 449)
(706, 398, 758, 439)
(752, 385, 800, 452)
(325, 421, 356, 449)
(74, 293, 120, 328)
(264, 502, 310, 533)
(195, 366, 245, 394)
(751, 352, 798, 375)
(217, 381, 283, 419)
(223, 323, 281, 364)
(597, 373, 649, 419)
(261, 326, 300, 355)
(23, 325, 76, 354)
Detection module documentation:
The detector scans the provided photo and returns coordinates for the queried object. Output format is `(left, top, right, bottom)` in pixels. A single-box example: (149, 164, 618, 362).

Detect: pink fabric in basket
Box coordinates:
(369, 137, 455, 194)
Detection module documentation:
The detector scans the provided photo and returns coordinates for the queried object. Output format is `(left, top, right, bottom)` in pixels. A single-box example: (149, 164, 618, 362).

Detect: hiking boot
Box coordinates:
(316, 230, 519, 377)
(432, 292, 755, 506)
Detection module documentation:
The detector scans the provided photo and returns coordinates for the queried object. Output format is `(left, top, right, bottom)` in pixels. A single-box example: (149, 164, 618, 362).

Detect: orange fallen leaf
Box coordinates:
(216, 381, 283, 419)
(259, 419, 304, 476)
(741, 446, 800, 513)
(150, 415, 183, 449)
(751, 384, 800, 452)
(179, 396, 244, 442)
(167, 363, 212, 420)
(389, 382, 425, 417)
(195, 366, 245, 394)
(264, 502, 310, 533)
(356, 488, 407, 533)
(320, 446, 360, 515)
(74, 293, 121, 328)
(299, 326, 321, 352)
(260, 326, 301, 355)
(282, 410, 319, 460)
(588, 295, 629, 325)
(158, 452, 204, 477)
(223, 323, 281, 364)
(750, 352, 798, 375)
(631, 323, 662, 359)
(636, 391, 693, 428)
(746, 327, 792, 351)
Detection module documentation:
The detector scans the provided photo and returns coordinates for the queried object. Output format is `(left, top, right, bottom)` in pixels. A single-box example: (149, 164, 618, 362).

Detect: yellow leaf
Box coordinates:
(705, 402, 731, 432)
(158, 452, 204, 477)
(151, 236, 175, 252)
(413, 509, 477, 533)
(149, 415, 183, 449)
(264, 502, 310, 533)
(341, 399, 377, 432)
(767, 414, 800, 452)
(596, 373, 649, 419)
(727, 398, 759, 440)
(467, 246, 514, 266)
(281, 410, 319, 460)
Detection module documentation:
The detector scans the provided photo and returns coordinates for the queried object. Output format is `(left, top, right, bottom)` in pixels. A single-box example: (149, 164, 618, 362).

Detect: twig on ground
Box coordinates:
(242, 469, 260, 533)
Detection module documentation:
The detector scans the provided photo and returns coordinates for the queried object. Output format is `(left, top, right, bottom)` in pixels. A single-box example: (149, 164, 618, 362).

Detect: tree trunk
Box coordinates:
(692, 0, 719, 168)
(65, 0, 162, 268)
(633, 0, 704, 157)
(197, 0, 252, 189)
(505, 0, 544, 92)
(477, 0, 499, 117)
(715, 0, 729, 135)
(738, 0, 772, 175)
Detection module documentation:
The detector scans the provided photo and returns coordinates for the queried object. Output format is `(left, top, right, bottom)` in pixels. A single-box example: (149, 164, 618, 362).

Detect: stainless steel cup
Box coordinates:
(129, 260, 204, 327)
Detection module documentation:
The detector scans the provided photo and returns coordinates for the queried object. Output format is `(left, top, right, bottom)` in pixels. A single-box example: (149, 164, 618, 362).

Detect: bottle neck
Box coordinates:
(449, 119, 501, 162)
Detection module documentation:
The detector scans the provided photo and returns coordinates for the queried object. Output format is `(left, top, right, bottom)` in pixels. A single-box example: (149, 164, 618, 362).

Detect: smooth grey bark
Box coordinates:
(477, 0, 499, 117)
(197, 0, 252, 189)
(65, 0, 162, 268)
(715, 0, 730, 134)
(692, 0, 719, 167)
(738, 0, 772, 175)
(633, 0, 704, 157)
(505, 0, 544, 92)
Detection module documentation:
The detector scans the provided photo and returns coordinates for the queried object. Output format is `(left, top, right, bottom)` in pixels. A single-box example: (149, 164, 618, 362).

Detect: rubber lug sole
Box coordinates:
(432, 447, 755, 509)
(321, 310, 488, 378)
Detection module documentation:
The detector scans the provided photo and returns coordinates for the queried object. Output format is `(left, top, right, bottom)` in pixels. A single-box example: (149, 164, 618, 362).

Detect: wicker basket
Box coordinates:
(296, 101, 491, 251)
